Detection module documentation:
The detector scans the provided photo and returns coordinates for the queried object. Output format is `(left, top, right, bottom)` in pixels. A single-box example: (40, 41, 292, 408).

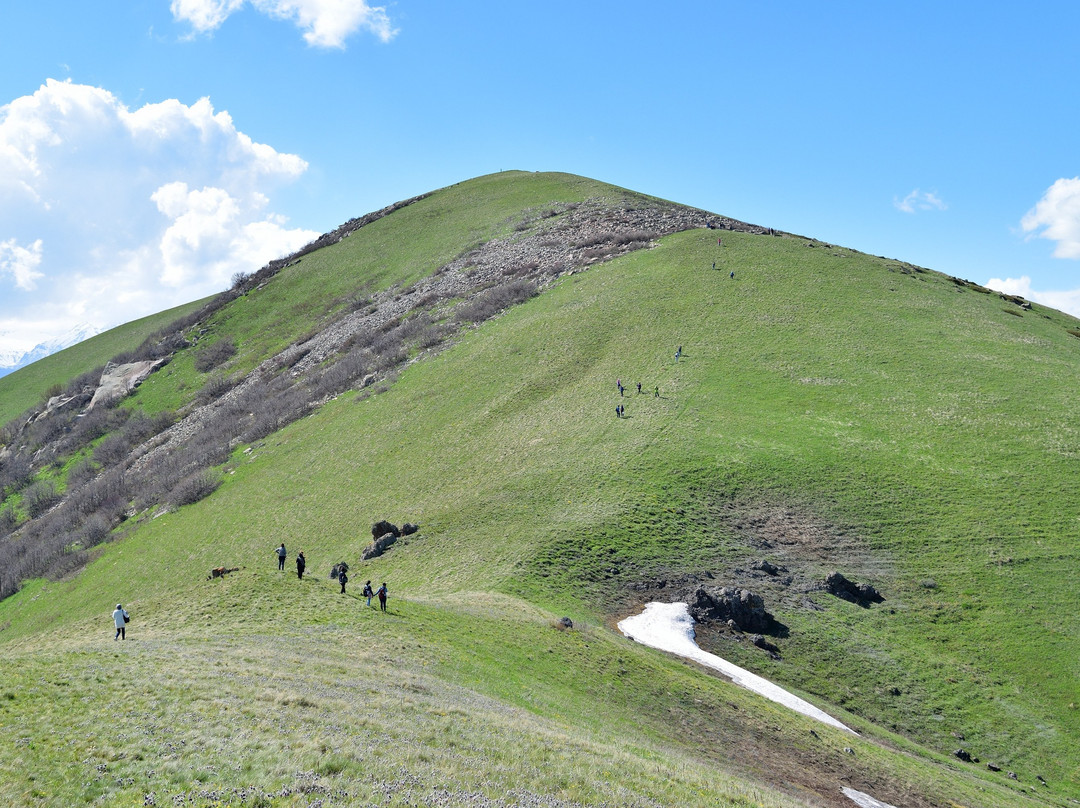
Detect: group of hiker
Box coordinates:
(277, 543, 388, 609)
(108, 542, 390, 637)
(614, 356, 671, 418)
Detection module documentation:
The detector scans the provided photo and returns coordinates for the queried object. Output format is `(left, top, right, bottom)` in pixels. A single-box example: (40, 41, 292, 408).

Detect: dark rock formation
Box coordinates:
(371, 520, 400, 539)
(689, 586, 776, 633)
(557, 617, 573, 629)
(953, 749, 972, 763)
(362, 532, 397, 560)
(825, 571, 884, 606)
(401, 523, 419, 536)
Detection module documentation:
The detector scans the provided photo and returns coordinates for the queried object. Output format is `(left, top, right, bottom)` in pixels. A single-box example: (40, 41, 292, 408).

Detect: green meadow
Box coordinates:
(1, 172, 1077, 807)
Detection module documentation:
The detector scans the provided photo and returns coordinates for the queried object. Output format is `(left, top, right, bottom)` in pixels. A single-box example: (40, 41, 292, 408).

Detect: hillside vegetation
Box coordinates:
(1, 171, 1077, 808)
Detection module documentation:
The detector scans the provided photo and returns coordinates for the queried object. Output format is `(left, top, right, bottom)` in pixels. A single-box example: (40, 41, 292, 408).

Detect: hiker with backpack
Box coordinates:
(363, 580, 374, 607)
(296, 551, 306, 580)
(377, 582, 388, 611)
(338, 566, 348, 594)
(275, 543, 287, 571)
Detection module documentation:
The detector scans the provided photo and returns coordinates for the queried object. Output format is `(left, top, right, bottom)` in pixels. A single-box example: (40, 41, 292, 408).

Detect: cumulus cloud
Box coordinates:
(894, 189, 947, 214)
(0, 238, 44, 290)
(171, 0, 397, 46)
(1020, 177, 1080, 259)
(0, 79, 319, 354)
(985, 275, 1080, 319)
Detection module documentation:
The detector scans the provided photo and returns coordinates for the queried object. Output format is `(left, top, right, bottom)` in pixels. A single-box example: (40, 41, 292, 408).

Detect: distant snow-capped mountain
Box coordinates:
(0, 323, 102, 378)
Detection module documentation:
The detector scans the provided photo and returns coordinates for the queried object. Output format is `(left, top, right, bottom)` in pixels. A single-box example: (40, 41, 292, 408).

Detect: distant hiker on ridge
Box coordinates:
(636, 382, 641, 394)
(296, 551, 306, 580)
(275, 543, 287, 571)
(112, 603, 129, 641)
(338, 566, 348, 594)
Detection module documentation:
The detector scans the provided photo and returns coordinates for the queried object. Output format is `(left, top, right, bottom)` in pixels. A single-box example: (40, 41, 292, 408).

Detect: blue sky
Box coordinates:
(2, 1, 1079, 355)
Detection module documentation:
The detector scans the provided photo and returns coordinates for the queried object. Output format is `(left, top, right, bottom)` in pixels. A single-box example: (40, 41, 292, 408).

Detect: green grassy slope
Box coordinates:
(1, 172, 1077, 807)
(0, 297, 212, 425)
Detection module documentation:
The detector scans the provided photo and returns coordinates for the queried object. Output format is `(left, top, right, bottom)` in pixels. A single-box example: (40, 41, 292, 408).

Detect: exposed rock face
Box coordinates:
(689, 586, 776, 633)
(824, 571, 884, 606)
(362, 532, 397, 560)
(371, 520, 400, 540)
(89, 359, 169, 410)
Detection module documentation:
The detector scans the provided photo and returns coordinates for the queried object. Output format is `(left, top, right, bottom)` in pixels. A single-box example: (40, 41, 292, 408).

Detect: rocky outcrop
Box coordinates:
(362, 532, 397, 561)
(824, 571, 884, 606)
(371, 520, 401, 540)
(689, 586, 776, 634)
(88, 359, 169, 410)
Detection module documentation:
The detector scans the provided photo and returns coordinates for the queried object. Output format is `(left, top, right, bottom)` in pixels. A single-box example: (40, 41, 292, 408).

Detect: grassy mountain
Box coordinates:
(1, 171, 1078, 807)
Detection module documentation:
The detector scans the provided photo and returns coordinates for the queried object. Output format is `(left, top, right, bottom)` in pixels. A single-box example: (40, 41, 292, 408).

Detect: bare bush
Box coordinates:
(94, 433, 131, 468)
(0, 508, 18, 537)
(66, 458, 99, 491)
(24, 480, 60, 518)
(169, 470, 221, 508)
(194, 336, 238, 373)
(312, 349, 372, 399)
(196, 373, 239, 405)
(0, 452, 34, 495)
(454, 280, 539, 324)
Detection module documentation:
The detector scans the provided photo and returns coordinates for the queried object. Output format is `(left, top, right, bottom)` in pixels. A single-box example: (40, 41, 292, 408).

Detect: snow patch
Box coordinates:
(618, 601, 856, 734)
(842, 787, 899, 808)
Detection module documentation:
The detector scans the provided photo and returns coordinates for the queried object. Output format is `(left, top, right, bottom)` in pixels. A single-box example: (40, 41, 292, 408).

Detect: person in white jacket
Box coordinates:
(112, 604, 129, 640)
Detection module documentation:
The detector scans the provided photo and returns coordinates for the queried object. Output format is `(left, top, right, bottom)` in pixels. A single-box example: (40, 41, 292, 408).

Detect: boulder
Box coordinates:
(557, 616, 573, 629)
(401, 523, 419, 536)
(689, 586, 775, 633)
(954, 749, 972, 763)
(88, 359, 169, 410)
(825, 571, 884, 605)
(751, 559, 780, 575)
(371, 520, 400, 540)
(362, 532, 397, 560)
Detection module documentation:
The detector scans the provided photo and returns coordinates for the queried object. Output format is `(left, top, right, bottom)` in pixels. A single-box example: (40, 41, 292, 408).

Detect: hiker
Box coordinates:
(718, 237, 722, 246)
(296, 551, 306, 580)
(338, 566, 348, 594)
(275, 543, 287, 571)
(654, 386, 659, 398)
(730, 271, 735, 279)
(112, 603, 129, 640)
(712, 261, 716, 270)
(636, 382, 641, 394)
(619, 383, 624, 396)
(377, 582, 388, 612)
(363, 580, 374, 607)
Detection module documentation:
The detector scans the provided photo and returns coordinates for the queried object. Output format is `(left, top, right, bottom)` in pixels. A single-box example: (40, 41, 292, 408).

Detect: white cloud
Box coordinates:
(985, 275, 1080, 319)
(894, 189, 947, 214)
(171, 0, 397, 46)
(0, 79, 319, 354)
(1021, 177, 1080, 259)
(0, 238, 44, 290)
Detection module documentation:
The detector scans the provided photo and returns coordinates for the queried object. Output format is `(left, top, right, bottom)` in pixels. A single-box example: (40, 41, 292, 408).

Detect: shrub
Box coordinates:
(0, 508, 18, 537)
(197, 373, 239, 405)
(66, 458, 99, 491)
(169, 470, 221, 508)
(194, 337, 238, 373)
(94, 433, 132, 468)
(0, 452, 34, 495)
(23, 480, 61, 518)
(454, 280, 538, 324)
